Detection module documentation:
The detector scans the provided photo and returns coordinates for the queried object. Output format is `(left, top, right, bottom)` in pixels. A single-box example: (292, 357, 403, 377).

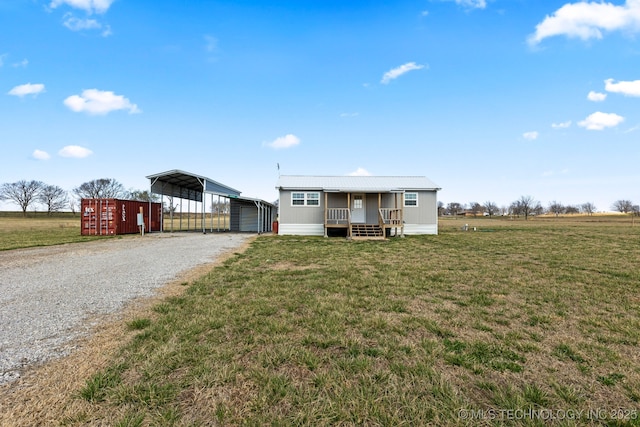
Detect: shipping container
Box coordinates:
(81, 199, 162, 236)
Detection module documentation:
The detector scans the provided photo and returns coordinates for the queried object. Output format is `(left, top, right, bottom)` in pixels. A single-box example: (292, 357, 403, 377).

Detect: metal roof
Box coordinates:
(233, 195, 276, 208)
(147, 169, 241, 201)
(276, 175, 440, 192)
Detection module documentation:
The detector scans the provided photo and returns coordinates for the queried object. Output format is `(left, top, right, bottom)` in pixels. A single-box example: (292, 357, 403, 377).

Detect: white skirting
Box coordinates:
(278, 223, 325, 236)
(278, 223, 438, 236)
(401, 223, 438, 235)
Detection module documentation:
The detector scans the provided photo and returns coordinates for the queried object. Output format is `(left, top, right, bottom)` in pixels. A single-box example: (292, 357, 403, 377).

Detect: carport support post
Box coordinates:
(202, 191, 206, 234)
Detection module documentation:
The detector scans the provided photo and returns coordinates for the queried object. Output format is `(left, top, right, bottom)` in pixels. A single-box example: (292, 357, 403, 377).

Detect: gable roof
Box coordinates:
(147, 169, 241, 201)
(276, 175, 440, 193)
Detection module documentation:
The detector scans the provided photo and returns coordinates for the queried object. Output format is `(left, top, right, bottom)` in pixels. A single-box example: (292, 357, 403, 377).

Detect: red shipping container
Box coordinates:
(81, 199, 162, 236)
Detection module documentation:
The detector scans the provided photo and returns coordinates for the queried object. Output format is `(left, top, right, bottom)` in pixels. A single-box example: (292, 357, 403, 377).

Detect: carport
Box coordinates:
(147, 169, 241, 233)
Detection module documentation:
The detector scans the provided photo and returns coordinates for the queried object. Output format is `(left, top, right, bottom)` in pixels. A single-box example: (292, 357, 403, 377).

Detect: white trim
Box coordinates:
(278, 223, 324, 236)
(404, 192, 418, 207)
(291, 192, 321, 207)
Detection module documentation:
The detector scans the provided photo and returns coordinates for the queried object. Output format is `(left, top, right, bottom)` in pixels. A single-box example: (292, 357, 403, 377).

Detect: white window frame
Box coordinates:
(291, 192, 321, 207)
(404, 192, 418, 207)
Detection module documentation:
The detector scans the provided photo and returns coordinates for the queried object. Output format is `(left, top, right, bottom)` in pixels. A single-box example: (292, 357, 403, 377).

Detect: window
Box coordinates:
(291, 192, 320, 206)
(307, 192, 319, 206)
(404, 193, 418, 207)
(292, 193, 305, 205)
(353, 195, 363, 209)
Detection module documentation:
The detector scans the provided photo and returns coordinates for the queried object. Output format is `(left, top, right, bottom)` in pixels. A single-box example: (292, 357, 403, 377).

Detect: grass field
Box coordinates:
(1, 215, 639, 425)
(0, 212, 102, 251)
(162, 214, 230, 232)
(0, 212, 231, 250)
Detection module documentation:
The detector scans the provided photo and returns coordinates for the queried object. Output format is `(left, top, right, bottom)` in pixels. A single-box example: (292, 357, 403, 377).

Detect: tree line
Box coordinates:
(0, 178, 157, 216)
(439, 196, 639, 219)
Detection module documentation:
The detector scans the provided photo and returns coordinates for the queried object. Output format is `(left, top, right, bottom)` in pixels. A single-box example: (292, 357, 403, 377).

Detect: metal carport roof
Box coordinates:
(147, 169, 241, 201)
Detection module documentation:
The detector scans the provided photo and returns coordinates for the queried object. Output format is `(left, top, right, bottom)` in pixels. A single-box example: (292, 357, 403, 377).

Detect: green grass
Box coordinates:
(63, 217, 640, 425)
(0, 212, 102, 250)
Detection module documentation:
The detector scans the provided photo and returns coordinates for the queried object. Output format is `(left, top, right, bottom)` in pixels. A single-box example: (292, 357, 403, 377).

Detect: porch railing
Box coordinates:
(326, 208, 351, 225)
(378, 208, 403, 226)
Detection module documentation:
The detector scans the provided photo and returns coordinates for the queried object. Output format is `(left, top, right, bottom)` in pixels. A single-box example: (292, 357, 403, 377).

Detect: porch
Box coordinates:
(323, 192, 405, 239)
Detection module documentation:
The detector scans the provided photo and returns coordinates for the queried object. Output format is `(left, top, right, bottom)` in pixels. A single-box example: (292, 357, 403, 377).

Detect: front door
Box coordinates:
(351, 194, 365, 223)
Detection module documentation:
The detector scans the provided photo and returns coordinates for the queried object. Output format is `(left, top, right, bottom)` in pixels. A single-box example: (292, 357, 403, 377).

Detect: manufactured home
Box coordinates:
(276, 175, 441, 238)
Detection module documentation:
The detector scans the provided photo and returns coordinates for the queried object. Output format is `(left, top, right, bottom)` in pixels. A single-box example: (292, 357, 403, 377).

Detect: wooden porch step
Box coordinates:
(351, 224, 384, 238)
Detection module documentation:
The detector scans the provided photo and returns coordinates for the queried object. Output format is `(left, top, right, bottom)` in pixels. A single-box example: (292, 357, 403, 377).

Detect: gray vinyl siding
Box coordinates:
(365, 194, 377, 224)
(403, 191, 437, 225)
(278, 190, 324, 224)
(278, 188, 438, 235)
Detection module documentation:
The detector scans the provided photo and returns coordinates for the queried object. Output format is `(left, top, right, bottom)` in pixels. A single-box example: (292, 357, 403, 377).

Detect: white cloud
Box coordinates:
(63, 89, 141, 115)
(32, 150, 51, 160)
(264, 134, 300, 149)
(454, 0, 487, 9)
(61, 13, 111, 36)
(8, 83, 45, 97)
(578, 111, 624, 130)
(204, 35, 218, 53)
(340, 112, 359, 118)
(528, 0, 640, 45)
(100, 25, 112, 37)
(348, 167, 372, 176)
(421, 10, 429, 17)
(59, 145, 93, 158)
(381, 62, 426, 84)
(523, 131, 539, 141)
(12, 59, 28, 68)
(623, 124, 640, 133)
(587, 91, 607, 101)
(0, 54, 6, 67)
(552, 120, 572, 129)
(49, 0, 114, 14)
(604, 78, 640, 96)
(63, 15, 101, 31)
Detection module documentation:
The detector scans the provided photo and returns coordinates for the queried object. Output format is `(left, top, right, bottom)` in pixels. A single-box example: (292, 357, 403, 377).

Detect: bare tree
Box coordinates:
(512, 195, 539, 220)
(0, 180, 44, 216)
(164, 196, 178, 215)
(73, 178, 126, 199)
(446, 202, 463, 216)
(565, 205, 579, 214)
(128, 189, 159, 202)
(69, 196, 79, 216)
(210, 199, 230, 214)
(483, 201, 498, 217)
(38, 184, 68, 215)
(469, 202, 483, 217)
(580, 202, 596, 216)
(548, 201, 565, 217)
(437, 201, 445, 216)
(612, 199, 634, 213)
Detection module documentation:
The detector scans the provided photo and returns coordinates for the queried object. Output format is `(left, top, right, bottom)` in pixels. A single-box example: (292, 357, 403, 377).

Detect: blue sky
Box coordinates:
(1, 0, 639, 212)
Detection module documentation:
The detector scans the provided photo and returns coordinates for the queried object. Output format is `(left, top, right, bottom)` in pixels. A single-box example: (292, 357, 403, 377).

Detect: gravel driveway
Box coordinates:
(0, 232, 251, 386)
